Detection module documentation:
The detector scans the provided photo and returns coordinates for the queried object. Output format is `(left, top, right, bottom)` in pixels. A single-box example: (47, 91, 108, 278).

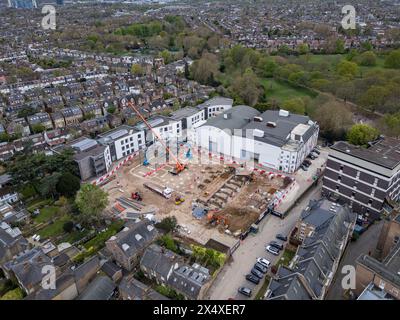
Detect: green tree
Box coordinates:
(63, 221, 74, 233)
(297, 43, 310, 55)
(358, 51, 377, 66)
(358, 85, 390, 111)
(347, 124, 379, 146)
(56, 172, 81, 198)
(130, 63, 143, 76)
(31, 124, 46, 134)
(231, 69, 263, 106)
(281, 98, 306, 115)
(384, 50, 400, 69)
(75, 184, 109, 227)
(156, 216, 177, 233)
(38, 172, 62, 199)
(336, 60, 358, 78)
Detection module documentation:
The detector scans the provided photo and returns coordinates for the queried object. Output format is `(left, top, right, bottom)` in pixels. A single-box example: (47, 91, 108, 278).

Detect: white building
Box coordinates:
(135, 116, 182, 144)
(98, 125, 145, 161)
(196, 107, 319, 173)
(197, 96, 233, 119)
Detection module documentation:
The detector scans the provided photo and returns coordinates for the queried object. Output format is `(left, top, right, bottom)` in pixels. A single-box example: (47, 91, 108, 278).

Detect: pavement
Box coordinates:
(206, 179, 323, 300)
(325, 219, 384, 300)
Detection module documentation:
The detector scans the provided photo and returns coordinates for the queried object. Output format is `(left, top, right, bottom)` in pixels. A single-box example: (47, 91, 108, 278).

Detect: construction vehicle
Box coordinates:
(143, 182, 172, 199)
(175, 195, 185, 205)
(131, 192, 143, 201)
(127, 101, 186, 175)
(206, 211, 228, 226)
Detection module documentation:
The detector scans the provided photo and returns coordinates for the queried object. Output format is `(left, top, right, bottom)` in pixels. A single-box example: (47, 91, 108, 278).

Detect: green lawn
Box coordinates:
(261, 79, 316, 103)
(37, 215, 70, 239)
(83, 220, 124, 251)
(1, 288, 24, 300)
(274, 249, 296, 268)
(255, 275, 271, 300)
(33, 206, 59, 224)
(62, 229, 91, 244)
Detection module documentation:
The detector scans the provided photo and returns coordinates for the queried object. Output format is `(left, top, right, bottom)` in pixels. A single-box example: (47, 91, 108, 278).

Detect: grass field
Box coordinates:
(261, 79, 316, 103)
(274, 249, 296, 269)
(33, 206, 59, 224)
(37, 215, 70, 239)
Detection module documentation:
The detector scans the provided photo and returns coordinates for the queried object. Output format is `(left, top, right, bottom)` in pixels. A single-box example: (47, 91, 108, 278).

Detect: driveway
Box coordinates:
(206, 180, 323, 300)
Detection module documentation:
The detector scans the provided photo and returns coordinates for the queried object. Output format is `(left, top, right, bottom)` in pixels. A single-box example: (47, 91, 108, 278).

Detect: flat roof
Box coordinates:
(331, 138, 400, 170)
(170, 107, 202, 120)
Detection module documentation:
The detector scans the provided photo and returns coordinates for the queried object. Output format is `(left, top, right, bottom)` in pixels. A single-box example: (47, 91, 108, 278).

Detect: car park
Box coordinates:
(246, 274, 260, 285)
(254, 262, 268, 274)
(238, 287, 252, 297)
(266, 245, 280, 256)
(251, 267, 264, 279)
(276, 234, 288, 242)
(256, 257, 271, 268)
(269, 240, 284, 250)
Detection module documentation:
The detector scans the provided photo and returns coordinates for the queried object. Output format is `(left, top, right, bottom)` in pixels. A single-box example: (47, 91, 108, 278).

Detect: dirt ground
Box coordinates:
(101, 146, 285, 242)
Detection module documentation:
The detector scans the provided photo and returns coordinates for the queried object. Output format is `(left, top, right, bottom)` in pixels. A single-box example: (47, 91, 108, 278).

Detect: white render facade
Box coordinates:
(195, 108, 319, 173)
(98, 125, 145, 161)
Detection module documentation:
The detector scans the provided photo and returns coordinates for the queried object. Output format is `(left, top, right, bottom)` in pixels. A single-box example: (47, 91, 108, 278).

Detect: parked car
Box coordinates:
(307, 154, 316, 160)
(256, 257, 271, 268)
(246, 274, 260, 285)
(254, 262, 268, 274)
(238, 287, 252, 297)
(269, 240, 284, 251)
(251, 267, 264, 279)
(266, 245, 280, 256)
(303, 159, 312, 166)
(310, 152, 319, 158)
(276, 234, 288, 242)
(312, 148, 321, 155)
(300, 164, 308, 171)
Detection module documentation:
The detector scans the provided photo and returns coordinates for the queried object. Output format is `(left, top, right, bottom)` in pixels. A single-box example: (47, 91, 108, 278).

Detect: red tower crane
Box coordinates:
(126, 101, 186, 175)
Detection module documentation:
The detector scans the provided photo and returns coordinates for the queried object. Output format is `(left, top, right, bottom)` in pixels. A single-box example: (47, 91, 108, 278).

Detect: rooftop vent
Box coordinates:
(266, 121, 277, 128)
(253, 129, 264, 137)
(279, 109, 290, 117)
(122, 243, 130, 251)
(223, 113, 232, 120)
(135, 234, 143, 241)
(253, 116, 263, 122)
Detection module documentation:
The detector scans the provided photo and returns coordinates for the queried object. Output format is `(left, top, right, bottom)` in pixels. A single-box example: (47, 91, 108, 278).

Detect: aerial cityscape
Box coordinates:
(0, 0, 400, 305)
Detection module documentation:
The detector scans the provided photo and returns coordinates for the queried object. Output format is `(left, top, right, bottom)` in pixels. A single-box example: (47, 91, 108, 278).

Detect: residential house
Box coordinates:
(2, 247, 53, 295)
(0, 173, 18, 204)
(78, 275, 116, 300)
(27, 112, 53, 131)
(61, 106, 83, 126)
(50, 111, 66, 129)
(119, 276, 169, 300)
(265, 199, 356, 300)
(105, 220, 159, 271)
(0, 222, 29, 265)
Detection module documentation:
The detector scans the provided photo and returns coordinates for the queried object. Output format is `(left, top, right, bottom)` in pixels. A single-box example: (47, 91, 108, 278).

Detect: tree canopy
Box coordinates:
(347, 124, 379, 146)
(75, 184, 109, 227)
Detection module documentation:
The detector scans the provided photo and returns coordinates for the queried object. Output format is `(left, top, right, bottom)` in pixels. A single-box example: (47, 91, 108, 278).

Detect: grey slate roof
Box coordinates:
(266, 199, 356, 300)
(78, 276, 116, 300)
(200, 105, 260, 133)
(119, 277, 169, 300)
(4, 247, 52, 290)
(140, 244, 182, 280)
(197, 97, 233, 110)
(109, 220, 158, 258)
(242, 110, 316, 147)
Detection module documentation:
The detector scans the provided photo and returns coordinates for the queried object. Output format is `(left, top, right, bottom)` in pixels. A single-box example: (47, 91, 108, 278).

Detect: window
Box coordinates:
(130, 137, 133, 142)
(340, 165, 344, 171)
(122, 146, 125, 151)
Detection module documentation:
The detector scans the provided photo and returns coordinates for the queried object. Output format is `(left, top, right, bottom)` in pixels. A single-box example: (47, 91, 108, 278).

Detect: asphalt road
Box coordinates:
(206, 180, 323, 300)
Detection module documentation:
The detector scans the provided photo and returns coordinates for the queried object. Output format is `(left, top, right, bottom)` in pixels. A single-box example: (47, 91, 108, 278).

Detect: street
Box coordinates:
(206, 180, 323, 300)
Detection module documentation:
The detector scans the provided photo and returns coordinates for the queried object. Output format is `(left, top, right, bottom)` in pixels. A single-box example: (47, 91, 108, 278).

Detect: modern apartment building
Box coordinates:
(322, 138, 400, 220)
(98, 125, 145, 161)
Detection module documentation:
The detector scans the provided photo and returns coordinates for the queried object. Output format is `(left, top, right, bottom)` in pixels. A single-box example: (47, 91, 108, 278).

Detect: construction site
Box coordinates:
(100, 102, 288, 245)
